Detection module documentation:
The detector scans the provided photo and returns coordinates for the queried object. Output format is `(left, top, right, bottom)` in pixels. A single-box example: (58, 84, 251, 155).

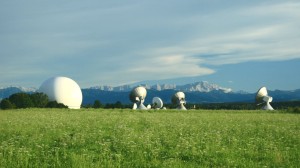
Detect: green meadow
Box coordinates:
(0, 109, 299, 167)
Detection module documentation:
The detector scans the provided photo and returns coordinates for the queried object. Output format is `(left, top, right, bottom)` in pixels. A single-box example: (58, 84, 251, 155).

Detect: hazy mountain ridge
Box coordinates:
(0, 86, 37, 92)
(0, 86, 36, 100)
(178, 81, 232, 93)
(0, 81, 233, 94)
(90, 81, 232, 93)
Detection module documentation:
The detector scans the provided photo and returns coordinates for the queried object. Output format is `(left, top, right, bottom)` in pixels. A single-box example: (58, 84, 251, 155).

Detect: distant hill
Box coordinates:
(0, 86, 36, 101)
(268, 89, 300, 102)
(1, 82, 300, 105)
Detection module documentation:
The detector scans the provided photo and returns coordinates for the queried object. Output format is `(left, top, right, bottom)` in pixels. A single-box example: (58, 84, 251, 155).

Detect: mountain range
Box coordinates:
(90, 81, 232, 93)
(1, 81, 300, 105)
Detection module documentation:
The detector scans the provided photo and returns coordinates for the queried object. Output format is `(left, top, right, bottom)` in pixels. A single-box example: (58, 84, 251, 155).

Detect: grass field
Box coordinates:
(0, 109, 299, 167)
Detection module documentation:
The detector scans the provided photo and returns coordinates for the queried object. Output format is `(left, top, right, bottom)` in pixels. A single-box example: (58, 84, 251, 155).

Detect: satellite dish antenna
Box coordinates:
(255, 87, 274, 110)
(152, 97, 163, 109)
(129, 86, 148, 110)
(172, 91, 187, 110)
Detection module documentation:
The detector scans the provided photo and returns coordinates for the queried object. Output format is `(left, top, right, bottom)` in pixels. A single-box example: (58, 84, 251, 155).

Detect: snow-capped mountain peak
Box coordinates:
(90, 81, 232, 93)
(179, 81, 232, 93)
(0, 86, 37, 92)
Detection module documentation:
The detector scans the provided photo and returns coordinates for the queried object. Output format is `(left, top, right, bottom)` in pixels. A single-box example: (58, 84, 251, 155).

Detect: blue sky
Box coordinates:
(1, 0, 299, 92)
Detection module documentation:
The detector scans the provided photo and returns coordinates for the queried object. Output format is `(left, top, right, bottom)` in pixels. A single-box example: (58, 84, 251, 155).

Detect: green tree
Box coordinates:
(82, 104, 93, 108)
(104, 103, 113, 109)
(46, 101, 68, 108)
(93, 100, 102, 108)
(30, 92, 49, 108)
(0, 98, 14, 109)
(9, 93, 34, 108)
(115, 101, 123, 109)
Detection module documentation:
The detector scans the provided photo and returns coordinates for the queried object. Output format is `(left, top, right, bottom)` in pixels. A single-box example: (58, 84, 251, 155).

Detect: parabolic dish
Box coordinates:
(255, 87, 268, 104)
(172, 91, 185, 105)
(152, 97, 163, 109)
(39, 76, 82, 109)
(129, 86, 147, 103)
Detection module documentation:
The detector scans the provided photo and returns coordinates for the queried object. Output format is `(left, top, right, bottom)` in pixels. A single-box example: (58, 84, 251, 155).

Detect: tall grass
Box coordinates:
(0, 109, 299, 167)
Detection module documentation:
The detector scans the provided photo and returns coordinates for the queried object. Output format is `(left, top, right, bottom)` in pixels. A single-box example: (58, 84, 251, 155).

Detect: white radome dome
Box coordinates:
(39, 76, 82, 109)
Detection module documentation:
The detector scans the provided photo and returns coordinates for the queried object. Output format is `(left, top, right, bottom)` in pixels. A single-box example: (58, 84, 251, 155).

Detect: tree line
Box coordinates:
(83, 100, 131, 109)
(0, 92, 130, 110)
(0, 92, 67, 109)
(83, 101, 300, 111)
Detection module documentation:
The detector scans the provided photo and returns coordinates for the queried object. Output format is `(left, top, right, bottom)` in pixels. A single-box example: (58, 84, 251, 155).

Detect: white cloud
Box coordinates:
(144, 1, 300, 66)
